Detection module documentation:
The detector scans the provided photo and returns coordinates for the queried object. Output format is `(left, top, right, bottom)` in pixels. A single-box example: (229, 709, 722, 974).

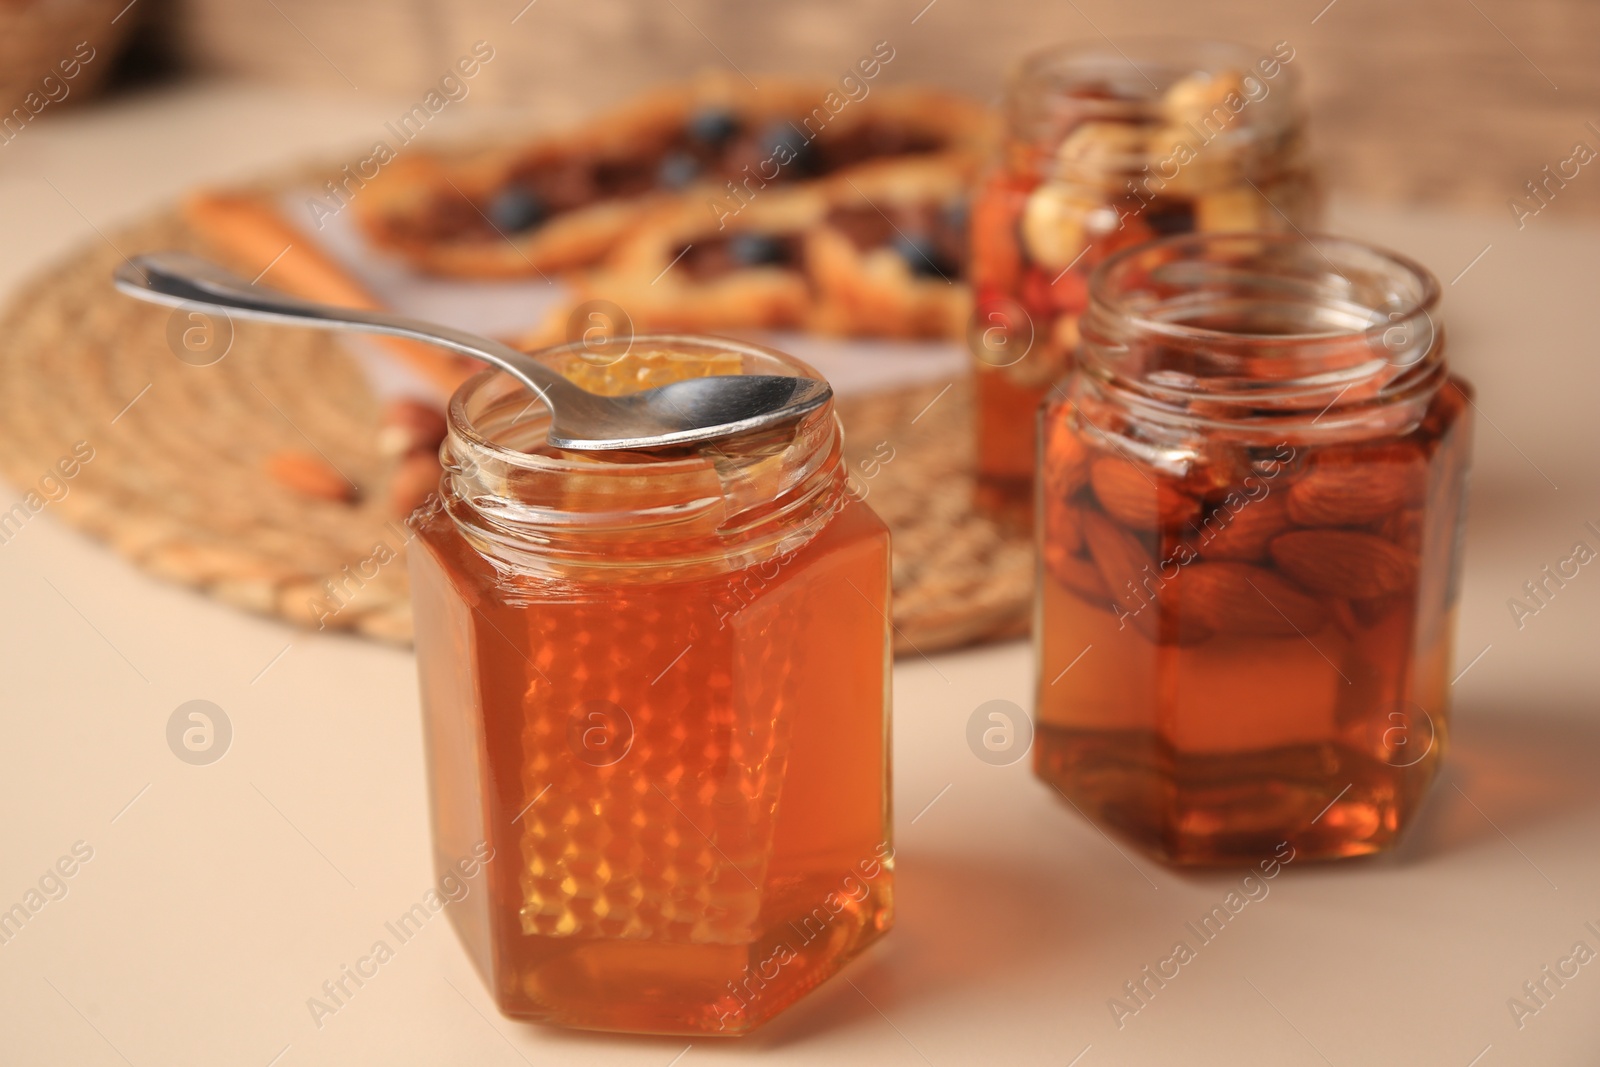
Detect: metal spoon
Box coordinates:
(113, 252, 832, 451)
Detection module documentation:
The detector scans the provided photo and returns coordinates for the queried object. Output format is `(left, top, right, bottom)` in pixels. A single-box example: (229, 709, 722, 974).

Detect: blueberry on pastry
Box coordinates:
(353, 77, 992, 279)
(528, 155, 978, 343)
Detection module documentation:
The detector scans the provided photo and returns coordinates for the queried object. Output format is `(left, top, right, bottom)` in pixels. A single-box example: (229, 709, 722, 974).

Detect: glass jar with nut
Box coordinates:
(969, 38, 1319, 523)
(1036, 233, 1472, 865)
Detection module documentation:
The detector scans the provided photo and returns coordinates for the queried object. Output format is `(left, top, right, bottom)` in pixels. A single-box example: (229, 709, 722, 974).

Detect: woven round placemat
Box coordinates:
(0, 208, 1031, 654)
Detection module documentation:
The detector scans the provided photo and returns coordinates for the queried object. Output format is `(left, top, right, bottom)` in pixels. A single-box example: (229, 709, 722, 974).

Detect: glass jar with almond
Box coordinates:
(1036, 233, 1472, 865)
(970, 38, 1319, 523)
(410, 336, 893, 1034)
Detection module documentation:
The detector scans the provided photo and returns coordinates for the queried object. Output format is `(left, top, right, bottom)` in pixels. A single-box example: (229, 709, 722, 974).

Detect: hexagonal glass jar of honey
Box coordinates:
(409, 336, 893, 1034)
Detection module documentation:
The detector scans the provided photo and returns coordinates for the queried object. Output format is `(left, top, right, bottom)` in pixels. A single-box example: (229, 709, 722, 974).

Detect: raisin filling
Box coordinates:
(822, 200, 967, 279)
(397, 108, 955, 243)
(674, 233, 805, 281)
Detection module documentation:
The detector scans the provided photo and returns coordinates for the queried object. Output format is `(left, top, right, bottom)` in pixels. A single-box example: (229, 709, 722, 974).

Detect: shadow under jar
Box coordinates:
(970, 38, 1319, 526)
(409, 337, 893, 1035)
(1035, 233, 1473, 865)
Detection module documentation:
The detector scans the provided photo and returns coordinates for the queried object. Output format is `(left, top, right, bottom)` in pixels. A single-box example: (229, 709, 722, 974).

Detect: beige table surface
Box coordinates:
(1, 83, 1598, 1067)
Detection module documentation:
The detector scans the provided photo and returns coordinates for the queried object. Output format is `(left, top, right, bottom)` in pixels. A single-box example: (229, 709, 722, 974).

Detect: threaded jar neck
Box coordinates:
(1005, 37, 1306, 188)
(440, 336, 845, 578)
(1077, 232, 1446, 438)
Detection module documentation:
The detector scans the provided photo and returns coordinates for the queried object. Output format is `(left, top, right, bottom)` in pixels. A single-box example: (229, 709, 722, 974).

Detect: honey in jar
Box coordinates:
(409, 336, 893, 1034)
(970, 39, 1320, 524)
(1036, 233, 1472, 864)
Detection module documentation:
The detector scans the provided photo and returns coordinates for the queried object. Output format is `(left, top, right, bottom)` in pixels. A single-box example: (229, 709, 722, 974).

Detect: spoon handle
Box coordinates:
(113, 252, 563, 405)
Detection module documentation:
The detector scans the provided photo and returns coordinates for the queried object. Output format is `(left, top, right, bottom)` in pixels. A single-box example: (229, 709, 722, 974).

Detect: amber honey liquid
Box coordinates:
(974, 368, 1049, 530)
(412, 491, 892, 1034)
(1036, 381, 1472, 864)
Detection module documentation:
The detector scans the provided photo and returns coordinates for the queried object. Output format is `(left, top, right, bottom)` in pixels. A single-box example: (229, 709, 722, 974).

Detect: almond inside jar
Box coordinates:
(1036, 232, 1472, 865)
(409, 338, 893, 1034)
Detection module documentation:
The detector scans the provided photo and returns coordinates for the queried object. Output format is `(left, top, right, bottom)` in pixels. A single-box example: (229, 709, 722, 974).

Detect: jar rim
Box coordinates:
(439, 334, 846, 572)
(1077, 231, 1446, 428)
(1013, 36, 1301, 104)
(446, 332, 831, 479)
(1088, 231, 1441, 348)
(1006, 35, 1304, 175)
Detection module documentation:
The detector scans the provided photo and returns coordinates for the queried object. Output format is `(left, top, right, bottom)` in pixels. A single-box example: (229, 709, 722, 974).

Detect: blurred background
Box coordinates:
(3, 5, 1599, 1064)
(23, 0, 1600, 217)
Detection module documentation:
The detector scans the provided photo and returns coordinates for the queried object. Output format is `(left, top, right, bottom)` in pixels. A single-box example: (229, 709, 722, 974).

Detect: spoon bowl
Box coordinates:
(550, 372, 835, 451)
(113, 252, 833, 451)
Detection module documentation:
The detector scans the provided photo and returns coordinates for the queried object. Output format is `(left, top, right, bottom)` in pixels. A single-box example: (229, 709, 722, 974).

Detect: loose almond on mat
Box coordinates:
(264, 449, 356, 503)
(184, 191, 483, 402)
(377, 399, 448, 458)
